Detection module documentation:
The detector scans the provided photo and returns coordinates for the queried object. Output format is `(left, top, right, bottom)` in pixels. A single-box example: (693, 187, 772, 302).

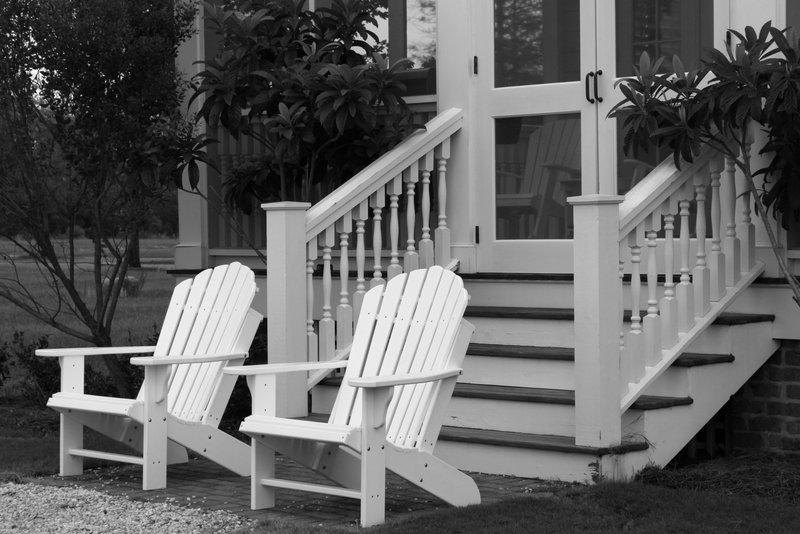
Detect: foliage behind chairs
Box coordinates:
(191, 0, 416, 212)
(0, 0, 205, 397)
(609, 22, 800, 307)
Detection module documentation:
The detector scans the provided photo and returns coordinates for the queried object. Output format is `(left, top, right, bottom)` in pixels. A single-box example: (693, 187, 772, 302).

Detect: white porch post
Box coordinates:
(436, 0, 478, 272)
(263, 202, 311, 418)
(568, 194, 624, 447)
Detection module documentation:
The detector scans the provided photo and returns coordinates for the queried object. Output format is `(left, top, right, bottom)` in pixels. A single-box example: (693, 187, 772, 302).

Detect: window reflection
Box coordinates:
(494, 0, 580, 88)
(495, 115, 581, 240)
(616, 0, 713, 194)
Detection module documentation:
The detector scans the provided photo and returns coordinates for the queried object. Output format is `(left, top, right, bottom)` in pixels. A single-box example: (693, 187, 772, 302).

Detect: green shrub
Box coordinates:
(7, 330, 146, 404)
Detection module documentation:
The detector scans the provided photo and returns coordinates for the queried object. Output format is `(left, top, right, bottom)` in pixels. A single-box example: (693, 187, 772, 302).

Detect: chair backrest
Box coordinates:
(519, 118, 581, 197)
(328, 266, 469, 451)
(143, 262, 260, 424)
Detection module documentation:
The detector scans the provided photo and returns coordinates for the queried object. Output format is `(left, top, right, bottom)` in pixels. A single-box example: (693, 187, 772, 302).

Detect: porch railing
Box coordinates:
(262, 108, 463, 417)
(570, 142, 763, 447)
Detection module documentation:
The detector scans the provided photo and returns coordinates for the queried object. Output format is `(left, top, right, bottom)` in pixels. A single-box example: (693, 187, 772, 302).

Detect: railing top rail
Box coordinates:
(304, 108, 463, 241)
(618, 148, 716, 239)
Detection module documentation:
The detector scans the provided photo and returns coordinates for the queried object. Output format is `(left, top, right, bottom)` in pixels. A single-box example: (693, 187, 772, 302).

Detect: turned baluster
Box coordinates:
(723, 156, 741, 286)
(318, 226, 336, 360)
(388, 175, 403, 279)
(660, 200, 679, 348)
(693, 172, 710, 316)
(370, 187, 386, 287)
(306, 240, 318, 363)
(434, 139, 451, 266)
(404, 164, 420, 272)
(677, 194, 695, 332)
(353, 201, 369, 319)
(625, 226, 645, 383)
(644, 212, 662, 365)
(738, 131, 756, 272)
(708, 156, 726, 301)
(336, 216, 353, 350)
(419, 151, 434, 267)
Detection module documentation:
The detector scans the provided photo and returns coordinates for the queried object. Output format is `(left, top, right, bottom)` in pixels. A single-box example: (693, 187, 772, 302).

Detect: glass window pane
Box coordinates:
(406, 0, 436, 68)
(616, 0, 713, 194)
(494, 0, 581, 88)
(496, 114, 581, 240)
(616, 0, 713, 77)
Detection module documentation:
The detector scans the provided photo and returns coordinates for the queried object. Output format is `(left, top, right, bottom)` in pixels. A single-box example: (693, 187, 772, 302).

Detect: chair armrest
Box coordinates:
(36, 346, 157, 358)
(224, 361, 348, 376)
(130, 352, 248, 366)
(349, 368, 461, 389)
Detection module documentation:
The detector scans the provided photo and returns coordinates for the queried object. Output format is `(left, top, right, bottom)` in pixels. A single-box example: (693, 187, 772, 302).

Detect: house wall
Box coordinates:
(729, 339, 800, 455)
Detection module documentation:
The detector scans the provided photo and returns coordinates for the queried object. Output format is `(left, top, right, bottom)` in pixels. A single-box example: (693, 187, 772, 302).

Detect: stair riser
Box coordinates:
(311, 384, 338, 414)
(461, 355, 574, 389)
(446, 397, 574, 436)
(465, 280, 573, 308)
(464, 279, 697, 314)
(638, 367, 690, 397)
(468, 317, 574, 346)
(435, 440, 598, 482)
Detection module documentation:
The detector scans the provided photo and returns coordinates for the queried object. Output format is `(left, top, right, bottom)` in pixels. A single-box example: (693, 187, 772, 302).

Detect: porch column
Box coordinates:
(568, 194, 624, 447)
(437, 0, 478, 271)
(263, 202, 311, 418)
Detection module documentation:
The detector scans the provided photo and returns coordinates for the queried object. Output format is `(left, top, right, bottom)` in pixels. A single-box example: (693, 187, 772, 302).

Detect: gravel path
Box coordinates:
(0, 482, 258, 534)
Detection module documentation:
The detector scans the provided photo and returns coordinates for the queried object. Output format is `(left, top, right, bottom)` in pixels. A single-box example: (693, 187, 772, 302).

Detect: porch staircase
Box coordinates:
(262, 108, 784, 483)
(311, 274, 778, 482)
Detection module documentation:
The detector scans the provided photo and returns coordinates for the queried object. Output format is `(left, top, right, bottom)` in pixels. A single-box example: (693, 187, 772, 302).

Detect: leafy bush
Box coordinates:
(610, 22, 800, 306)
(191, 0, 416, 209)
(7, 330, 146, 405)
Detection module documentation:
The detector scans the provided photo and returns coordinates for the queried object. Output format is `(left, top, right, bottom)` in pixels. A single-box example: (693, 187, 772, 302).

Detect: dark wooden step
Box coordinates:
(460, 272, 574, 282)
(466, 305, 774, 327)
(465, 306, 574, 320)
(467, 343, 574, 361)
(465, 343, 734, 370)
(453, 383, 692, 411)
(438, 426, 649, 455)
(672, 352, 735, 367)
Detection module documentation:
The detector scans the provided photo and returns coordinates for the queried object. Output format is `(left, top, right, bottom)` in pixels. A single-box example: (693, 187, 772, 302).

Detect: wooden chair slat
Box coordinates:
(171, 265, 231, 417)
(329, 285, 383, 426)
(177, 264, 252, 420)
(391, 273, 464, 446)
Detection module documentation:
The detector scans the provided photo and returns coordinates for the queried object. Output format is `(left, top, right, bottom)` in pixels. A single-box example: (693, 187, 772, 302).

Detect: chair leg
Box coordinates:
(251, 438, 275, 510)
(142, 366, 168, 490)
(59, 413, 83, 476)
(360, 388, 391, 527)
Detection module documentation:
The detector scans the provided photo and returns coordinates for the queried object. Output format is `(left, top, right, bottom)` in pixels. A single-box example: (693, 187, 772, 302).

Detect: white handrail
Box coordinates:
(305, 108, 463, 241)
(618, 149, 714, 238)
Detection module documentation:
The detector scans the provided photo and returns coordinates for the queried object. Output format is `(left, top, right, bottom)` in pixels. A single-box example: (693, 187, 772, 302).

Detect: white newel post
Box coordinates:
(263, 201, 311, 418)
(568, 194, 624, 447)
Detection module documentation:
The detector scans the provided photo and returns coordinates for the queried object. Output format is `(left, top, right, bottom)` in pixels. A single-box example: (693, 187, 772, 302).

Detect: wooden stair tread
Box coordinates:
(672, 353, 735, 367)
(466, 305, 774, 326)
(465, 306, 574, 320)
(467, 343, 573, 360)
(453, 384, 692, 411)
(465, 344, 731, 368)
(459, 272, 574, 282)
(438, 426, 649, 455)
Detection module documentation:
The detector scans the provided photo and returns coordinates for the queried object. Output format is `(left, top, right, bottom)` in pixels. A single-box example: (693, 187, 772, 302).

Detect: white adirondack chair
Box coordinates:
(36, 262, 263, 490)
(224, 266, 480, 527)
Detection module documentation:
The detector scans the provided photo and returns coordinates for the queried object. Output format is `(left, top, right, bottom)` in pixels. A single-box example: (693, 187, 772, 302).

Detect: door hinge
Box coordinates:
(475, 225, 480, 244)
(473, 56, 478, 75)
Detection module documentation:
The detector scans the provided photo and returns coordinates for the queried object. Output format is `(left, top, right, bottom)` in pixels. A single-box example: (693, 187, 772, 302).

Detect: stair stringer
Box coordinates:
(625, 320, 778, 470)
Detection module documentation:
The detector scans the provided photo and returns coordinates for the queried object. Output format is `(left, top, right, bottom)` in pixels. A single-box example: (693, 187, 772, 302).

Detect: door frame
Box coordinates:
(472, 0, 599, 273)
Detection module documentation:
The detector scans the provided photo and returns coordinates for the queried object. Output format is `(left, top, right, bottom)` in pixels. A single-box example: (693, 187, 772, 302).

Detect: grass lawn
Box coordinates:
(0, 237, 177, 349)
